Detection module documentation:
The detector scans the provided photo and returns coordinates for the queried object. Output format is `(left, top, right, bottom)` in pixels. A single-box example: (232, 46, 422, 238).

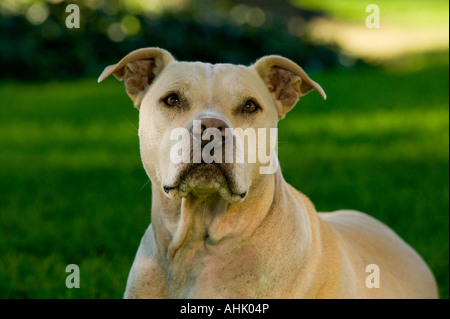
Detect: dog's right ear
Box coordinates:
(98, 47, 175, 109)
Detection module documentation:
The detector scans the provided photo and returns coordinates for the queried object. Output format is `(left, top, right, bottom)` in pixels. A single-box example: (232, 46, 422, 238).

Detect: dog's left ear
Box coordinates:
(98, 47, 175, 109)
(252, 55, 326, 120)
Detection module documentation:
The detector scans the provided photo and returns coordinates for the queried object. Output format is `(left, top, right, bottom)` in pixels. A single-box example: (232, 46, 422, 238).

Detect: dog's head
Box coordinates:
(99, 48, 325, 203)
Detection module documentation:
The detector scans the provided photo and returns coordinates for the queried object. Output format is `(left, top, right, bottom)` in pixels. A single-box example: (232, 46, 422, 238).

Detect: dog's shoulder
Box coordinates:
(317, 209, 408, 253)
(317, 210, 438, 298)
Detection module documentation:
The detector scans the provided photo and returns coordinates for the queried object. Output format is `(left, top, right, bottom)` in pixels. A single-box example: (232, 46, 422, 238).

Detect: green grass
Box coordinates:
(0, 57, 448, 298)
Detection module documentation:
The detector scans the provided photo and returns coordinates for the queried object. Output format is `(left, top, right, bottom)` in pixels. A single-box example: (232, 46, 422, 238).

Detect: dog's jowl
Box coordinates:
(99, 47, 438, 298)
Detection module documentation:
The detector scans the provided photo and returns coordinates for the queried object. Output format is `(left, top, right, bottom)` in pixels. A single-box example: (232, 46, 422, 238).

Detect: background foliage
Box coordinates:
(0, 0, 350, 81)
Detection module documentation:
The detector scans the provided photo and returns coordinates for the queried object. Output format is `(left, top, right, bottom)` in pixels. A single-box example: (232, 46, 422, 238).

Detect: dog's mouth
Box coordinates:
(163, 163, 247, 203)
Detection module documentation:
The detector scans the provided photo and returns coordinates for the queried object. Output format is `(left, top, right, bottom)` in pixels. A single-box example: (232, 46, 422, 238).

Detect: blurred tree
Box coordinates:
(0, 0, 354, 81)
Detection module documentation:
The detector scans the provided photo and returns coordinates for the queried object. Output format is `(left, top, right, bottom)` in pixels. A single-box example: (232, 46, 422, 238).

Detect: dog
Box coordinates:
(98, 47, 438, 298)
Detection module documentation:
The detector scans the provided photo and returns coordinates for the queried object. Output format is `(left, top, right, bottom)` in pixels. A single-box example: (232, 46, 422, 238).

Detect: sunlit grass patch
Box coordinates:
(295, 0, 449, 27)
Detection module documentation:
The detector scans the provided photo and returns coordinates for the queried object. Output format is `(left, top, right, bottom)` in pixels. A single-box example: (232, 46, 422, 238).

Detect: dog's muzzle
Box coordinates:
(163, 117, 247, 202)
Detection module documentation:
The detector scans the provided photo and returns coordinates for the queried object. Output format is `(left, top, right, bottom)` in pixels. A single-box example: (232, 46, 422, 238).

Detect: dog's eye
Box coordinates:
(164, 94, 180, 107)
(242, 100, 259, 113)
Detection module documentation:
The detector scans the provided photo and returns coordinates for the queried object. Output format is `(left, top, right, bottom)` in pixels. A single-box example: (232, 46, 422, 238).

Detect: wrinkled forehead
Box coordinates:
(153, 61, 265, 97)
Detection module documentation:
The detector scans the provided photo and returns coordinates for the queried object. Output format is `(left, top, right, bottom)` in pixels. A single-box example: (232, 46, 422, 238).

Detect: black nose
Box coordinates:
(190, 118, 229, 146)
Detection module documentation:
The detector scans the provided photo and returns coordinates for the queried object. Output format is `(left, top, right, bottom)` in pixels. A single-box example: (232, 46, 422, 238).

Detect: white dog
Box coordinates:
(99, 48, 438, 298)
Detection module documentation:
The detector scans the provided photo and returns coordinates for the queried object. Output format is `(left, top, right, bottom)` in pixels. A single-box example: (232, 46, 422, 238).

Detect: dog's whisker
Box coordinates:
(140, 179, 151, 191)
(126, 118, 139, 133)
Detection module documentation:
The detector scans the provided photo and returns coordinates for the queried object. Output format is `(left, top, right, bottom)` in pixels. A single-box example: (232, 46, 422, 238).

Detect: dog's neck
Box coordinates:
(149, 169, 318, 297)
(151, 172, 277, 258)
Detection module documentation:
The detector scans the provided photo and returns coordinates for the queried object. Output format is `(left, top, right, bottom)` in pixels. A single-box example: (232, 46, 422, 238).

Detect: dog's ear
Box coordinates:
(252, 55, 326, 120)
(98, 47, 175, 109)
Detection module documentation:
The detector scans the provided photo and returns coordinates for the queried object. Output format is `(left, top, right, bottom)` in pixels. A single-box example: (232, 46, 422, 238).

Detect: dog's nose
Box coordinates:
(201, 118, 228, 136)
(190, 118, 229, 146)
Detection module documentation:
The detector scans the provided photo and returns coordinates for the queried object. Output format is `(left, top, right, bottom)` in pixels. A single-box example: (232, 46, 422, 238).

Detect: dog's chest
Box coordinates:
(164, 239, 262, 298)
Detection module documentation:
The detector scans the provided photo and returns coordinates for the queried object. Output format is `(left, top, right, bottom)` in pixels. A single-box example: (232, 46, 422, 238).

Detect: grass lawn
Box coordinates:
(0, 56, 448, 298)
